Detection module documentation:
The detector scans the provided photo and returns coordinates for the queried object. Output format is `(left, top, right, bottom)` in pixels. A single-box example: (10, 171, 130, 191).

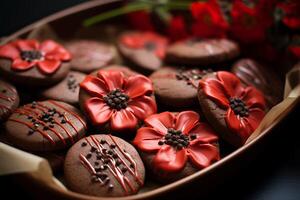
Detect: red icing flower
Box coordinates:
(80, 70, 157, 131)
(200, 71, 266, 146)
(230, 0, 274, 43)
(133, 111, 220, 172)
(278, 1, 300, 29)
(127, 11, 155, 31)
(167, 16, 189, 42)
(190, 0, 229, 38)
(289, 45, 300, 58)
(120, 32, 168, 59)
(0, 39, 71, 74)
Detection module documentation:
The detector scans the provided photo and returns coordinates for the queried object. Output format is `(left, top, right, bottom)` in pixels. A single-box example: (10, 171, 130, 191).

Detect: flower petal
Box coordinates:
(0, 43, 20, 59)
(144, 112, 175, 134)
(187, 143, 219, 169)
(199, 78, 229, 108)
(153, 145, 187, 172)
(175, 111, 199, 134)
(84, 97, 112, 126)
(110, 109, 138, 131)
(189, 122, 219, 144)
(124, 75, 153, 99)
(37, 59, 61, 74)
(127, 96, 157, 120)
(80, 75, 108, 98)
(244, 108, 265, 132)
(11, 58, 35, 71)
(15, 39, 39, 51)
(216, 71, 244, 97)
(242, 87, 266, 110)
(41, 40, 71, 61)
(97, 70, 125, 91)
(133, 127, 163, 152)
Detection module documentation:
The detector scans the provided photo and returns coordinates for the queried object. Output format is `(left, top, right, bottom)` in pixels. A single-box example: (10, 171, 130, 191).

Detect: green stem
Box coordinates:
(83, 3, 150, 27)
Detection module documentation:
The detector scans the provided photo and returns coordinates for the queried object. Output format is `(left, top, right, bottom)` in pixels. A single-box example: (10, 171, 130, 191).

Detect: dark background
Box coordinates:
(1, 1, 300, 200)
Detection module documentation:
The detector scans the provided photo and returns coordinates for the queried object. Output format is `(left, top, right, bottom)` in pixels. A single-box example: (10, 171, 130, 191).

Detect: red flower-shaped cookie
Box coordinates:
(120, 32, 168, 59)
(0, 39, 71, 74)
(80, 70, 157, 131)
(133, 111, 220, 172)
(200, 71, 266, 145)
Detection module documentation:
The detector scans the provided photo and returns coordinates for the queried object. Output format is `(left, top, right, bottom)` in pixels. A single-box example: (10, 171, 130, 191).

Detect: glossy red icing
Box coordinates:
(0, 39, 71, 75)
(120, 32, 168, 58)
(200, 71, 266, 145)
(80, 70, 157, 132)
(133, 111, 220, 172)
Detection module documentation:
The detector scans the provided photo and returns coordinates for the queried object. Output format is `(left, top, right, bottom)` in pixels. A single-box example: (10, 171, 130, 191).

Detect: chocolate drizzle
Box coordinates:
(175, 68, 212, 88)
(79, 135, 143, 195)
(8, 101, 86, 146)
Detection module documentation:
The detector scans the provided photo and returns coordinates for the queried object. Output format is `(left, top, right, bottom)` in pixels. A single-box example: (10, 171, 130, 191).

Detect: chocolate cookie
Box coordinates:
(5, 100, 87, 151)
(117, 31, 168, 73)
(64, 134, 145, 197)
(133, 111, 220, 183)
(0, 39, 71, 87)
(0, 79, 19, 122)
(40, 71, 86, 105)
(166, 38, 239, 66)
(65, 40, 116, 73)
(198, 71, 266, 147)
(231, 59, 283, 108)
(102, 65, 138, 77)
(79, 69, 157, 134)
(150, 67, 212, 107)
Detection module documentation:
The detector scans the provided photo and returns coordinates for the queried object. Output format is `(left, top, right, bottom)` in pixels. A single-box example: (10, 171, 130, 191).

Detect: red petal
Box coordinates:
(15, 39, 39, 51)
(110, 109, 138, 131)
(37, 59, 61, 74)
(11, 58, 35, 71)
(199, 78, 229, 108)
(187, 143, 219, 168)
(127, 96, 157, 120)
(0, 43, 20, 59)
(153, 145, 187, 172)
(97, 70, 125, 91)
(124, 75, 153, 99)
(175, 111, 199, 134)
(84, 97, 112, 126)
(216, 71, 244, 97)
(41, 40, 71, 61)
(80, 75, 108, 98)
(242, 87, 266, 110)
(244, 108, 265, 132)
(189, 122, 219, 144)
(144, 112, 175, 134)
(133, 127, 163, 152)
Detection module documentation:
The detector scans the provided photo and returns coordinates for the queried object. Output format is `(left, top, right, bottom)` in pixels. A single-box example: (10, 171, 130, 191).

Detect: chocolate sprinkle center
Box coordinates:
(229, 97, 249, 117)
(103, 89, 129, 110)
(20, 50, 43, 62)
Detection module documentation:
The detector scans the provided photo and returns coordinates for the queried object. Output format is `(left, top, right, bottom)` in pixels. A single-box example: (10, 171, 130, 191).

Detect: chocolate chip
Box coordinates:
(86, 153, 92, 159)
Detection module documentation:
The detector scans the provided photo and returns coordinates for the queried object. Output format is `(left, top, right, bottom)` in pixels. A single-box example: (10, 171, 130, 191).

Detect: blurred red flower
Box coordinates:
(289, 46, 300, 58)
(167, 16, 189, 41)
(278, 1, 300, 30)
(190, 0, 228, 38)
(127, 11, 154, 31)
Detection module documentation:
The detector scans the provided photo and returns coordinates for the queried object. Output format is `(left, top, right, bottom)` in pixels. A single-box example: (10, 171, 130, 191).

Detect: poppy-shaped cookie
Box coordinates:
(198, 71, 266, 147)
(118, 31, 168, 73)
(166, 38, 239, 66)
(133, 111, 220, 182)
(150, 67, 212, 107)
(79, 69, 157, 134)
(0, 39, 71, 87)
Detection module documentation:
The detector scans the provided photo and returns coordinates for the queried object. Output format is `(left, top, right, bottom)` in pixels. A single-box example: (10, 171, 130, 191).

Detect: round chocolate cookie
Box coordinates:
(117, 31, 168, 73)
(79, 69, 157, 134)
(5, 100, 87, 151)
(150, 67, 212, 107)
(133, 111, 220, 183)
(102, 65, 138, 77)
(0, 79, 19, 122)
(231, 58, 283, 108)
(0, 39, 71, 87)
(166, 38, 239, 66)
(65, 40, 116, 73)
(40, 71, 86, 105)
(64, 134, 145, 197)
(198, 71, 266, 147)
